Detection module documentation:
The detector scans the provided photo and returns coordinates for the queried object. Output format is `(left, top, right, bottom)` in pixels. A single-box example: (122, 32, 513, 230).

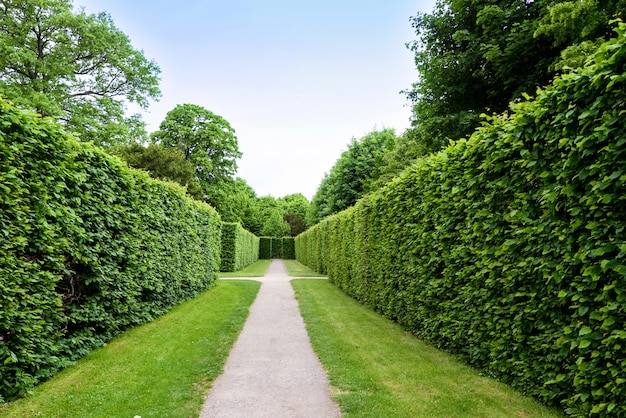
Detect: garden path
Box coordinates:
(200, 259, 341, 418)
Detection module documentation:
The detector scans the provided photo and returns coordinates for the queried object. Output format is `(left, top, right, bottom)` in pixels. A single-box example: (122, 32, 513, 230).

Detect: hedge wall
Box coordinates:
(220, 222, 259, 272)
(259, 237, 272, 259)
(259, 237, 294, 259)
(282, 237, 295, 259)
(295, 26, 626, 416)
(0, 99, 222, 401)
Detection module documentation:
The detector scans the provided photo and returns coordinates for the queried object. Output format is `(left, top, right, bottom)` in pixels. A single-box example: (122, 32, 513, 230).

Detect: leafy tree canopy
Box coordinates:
(403, 0, 624, 158)
(0, 0, 161, 146)
(111, 143, 203, 199)
(151, 103, 242, 185)
(308, 129, 397, 224)
(279, 193, 310, 236)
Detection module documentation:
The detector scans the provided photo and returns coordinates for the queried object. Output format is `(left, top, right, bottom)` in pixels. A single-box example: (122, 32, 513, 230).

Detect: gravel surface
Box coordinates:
(200, 260, 341, 418)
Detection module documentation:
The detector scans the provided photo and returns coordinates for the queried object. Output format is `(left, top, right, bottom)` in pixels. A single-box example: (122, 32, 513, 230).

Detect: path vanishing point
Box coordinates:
(200, 259, 342, 418)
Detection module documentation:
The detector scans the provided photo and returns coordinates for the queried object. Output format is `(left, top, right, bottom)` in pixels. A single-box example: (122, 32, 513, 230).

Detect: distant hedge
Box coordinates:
(220, 222, 259, 272)
(282, 237, 295, 259)
(259, 237, 294, 259)
(296, 25, 626, 416)
(0, 99, 221, 401)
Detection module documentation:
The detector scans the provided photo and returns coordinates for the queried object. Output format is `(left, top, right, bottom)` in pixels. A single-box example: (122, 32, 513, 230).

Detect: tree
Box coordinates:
(260, 209, 290, 238)
(279, 193, 310, 235)
(0, 0, 161, 146)
(151, 104, 242, 187)
(205, 177, 263, 233)
(111, 143, 203, 199)
(403, 0, 624, 158)
(307, 129, 397, 224)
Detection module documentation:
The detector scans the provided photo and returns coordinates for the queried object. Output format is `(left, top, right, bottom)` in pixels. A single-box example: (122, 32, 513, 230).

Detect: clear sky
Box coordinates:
(76, 1, 437, 199)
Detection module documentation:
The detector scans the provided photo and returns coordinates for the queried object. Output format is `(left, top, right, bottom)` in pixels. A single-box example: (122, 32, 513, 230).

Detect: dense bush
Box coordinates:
(296, 25, 626, 416)
(0, 99, 221, 401)
(220, 222, 259, 272)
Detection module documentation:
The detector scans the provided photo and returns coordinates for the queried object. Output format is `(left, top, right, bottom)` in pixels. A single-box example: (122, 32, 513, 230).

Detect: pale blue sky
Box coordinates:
(76, 1, 437, 199)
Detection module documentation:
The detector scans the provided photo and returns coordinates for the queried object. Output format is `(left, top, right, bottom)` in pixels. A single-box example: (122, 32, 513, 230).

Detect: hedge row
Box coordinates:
(0, 99, 221, 401)
(295, 25, 626, 416)
(259, 237, 295, 259)
(220, 222, 259, 272)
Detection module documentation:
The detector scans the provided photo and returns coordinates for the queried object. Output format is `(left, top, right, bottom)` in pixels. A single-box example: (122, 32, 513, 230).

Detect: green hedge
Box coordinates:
(270, 237, 282, 259)
(296, 25, 626, 416)
(258, 237, 294, 259)
(0, 99, 221, 401)
(282, 237, 295, 259)
(220, 222, 259, 272)
(259, 237, 272, 259)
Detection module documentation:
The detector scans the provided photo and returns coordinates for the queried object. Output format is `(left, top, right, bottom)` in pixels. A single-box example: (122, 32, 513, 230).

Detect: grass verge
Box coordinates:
(292, 279, 563, 418)
(283, 259, 326, 277)
(0, 280, 260, 418)
(218, 259, 271, 277)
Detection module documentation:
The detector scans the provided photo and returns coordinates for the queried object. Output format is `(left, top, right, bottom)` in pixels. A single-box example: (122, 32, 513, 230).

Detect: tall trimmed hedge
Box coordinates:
(259, 237, 272, 259)
(0, 99, 221, 401)
(259, 237, 294, 259)
(296, 26, 626, 416)
(282, 237, 295, 259)
(220, 222, 259, 272)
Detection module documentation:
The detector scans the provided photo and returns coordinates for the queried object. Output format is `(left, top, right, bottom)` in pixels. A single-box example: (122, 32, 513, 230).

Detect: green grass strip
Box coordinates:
(283, 259, 326, 277)
(1, 280, 260, 418)
(218, 259, 271, 277)
(292, 279, 564, 417)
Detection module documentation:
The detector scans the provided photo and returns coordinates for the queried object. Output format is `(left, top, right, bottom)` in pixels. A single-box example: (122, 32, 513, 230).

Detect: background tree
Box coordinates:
(260, 210, 291, 237)
(0, 0, 161, 146)
(111, 143, 203, 199)
(151, 104, 241, 185)
(400, 0, 624, 161)
(307, 129, 397, 224)
(279, 193, 310, 236)
(205, 177, 263, 233)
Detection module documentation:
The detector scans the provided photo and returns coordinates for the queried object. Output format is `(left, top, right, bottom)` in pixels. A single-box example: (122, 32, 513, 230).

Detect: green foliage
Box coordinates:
(207, 177, 262, 233)
(281, 237, 295, 260)
(259, 237, 272, 260)
(0, 98, 221, 401)
(219, 223, 260, 272)
(308, 129, 397, 224)
(401, 0, 624, 160)
(259, 204, 291, 237)
(112, 142, 203, 199)
(270, 237, 283, 259)
(151, 104, 241, 184)
(296, 26, 626, 416)
(258, 237, 294, 260)
(0, 0, 160, 146)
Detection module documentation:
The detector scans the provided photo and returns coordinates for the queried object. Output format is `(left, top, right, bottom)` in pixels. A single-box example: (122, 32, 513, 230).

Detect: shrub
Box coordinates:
(295, 24, 626, 416)
(220, 222, 260, 272)
(0, 99, 221, 401)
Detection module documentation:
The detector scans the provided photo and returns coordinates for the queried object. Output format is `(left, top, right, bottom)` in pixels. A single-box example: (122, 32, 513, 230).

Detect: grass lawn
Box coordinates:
(0, 280, 260, 418)
(218, 259, 271, 277)
(292, 279, 564, 418)
(283, 259, 326, 277)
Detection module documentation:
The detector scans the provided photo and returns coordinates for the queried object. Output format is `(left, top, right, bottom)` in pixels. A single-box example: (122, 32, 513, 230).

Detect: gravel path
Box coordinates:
(200, 259, 341, 418)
